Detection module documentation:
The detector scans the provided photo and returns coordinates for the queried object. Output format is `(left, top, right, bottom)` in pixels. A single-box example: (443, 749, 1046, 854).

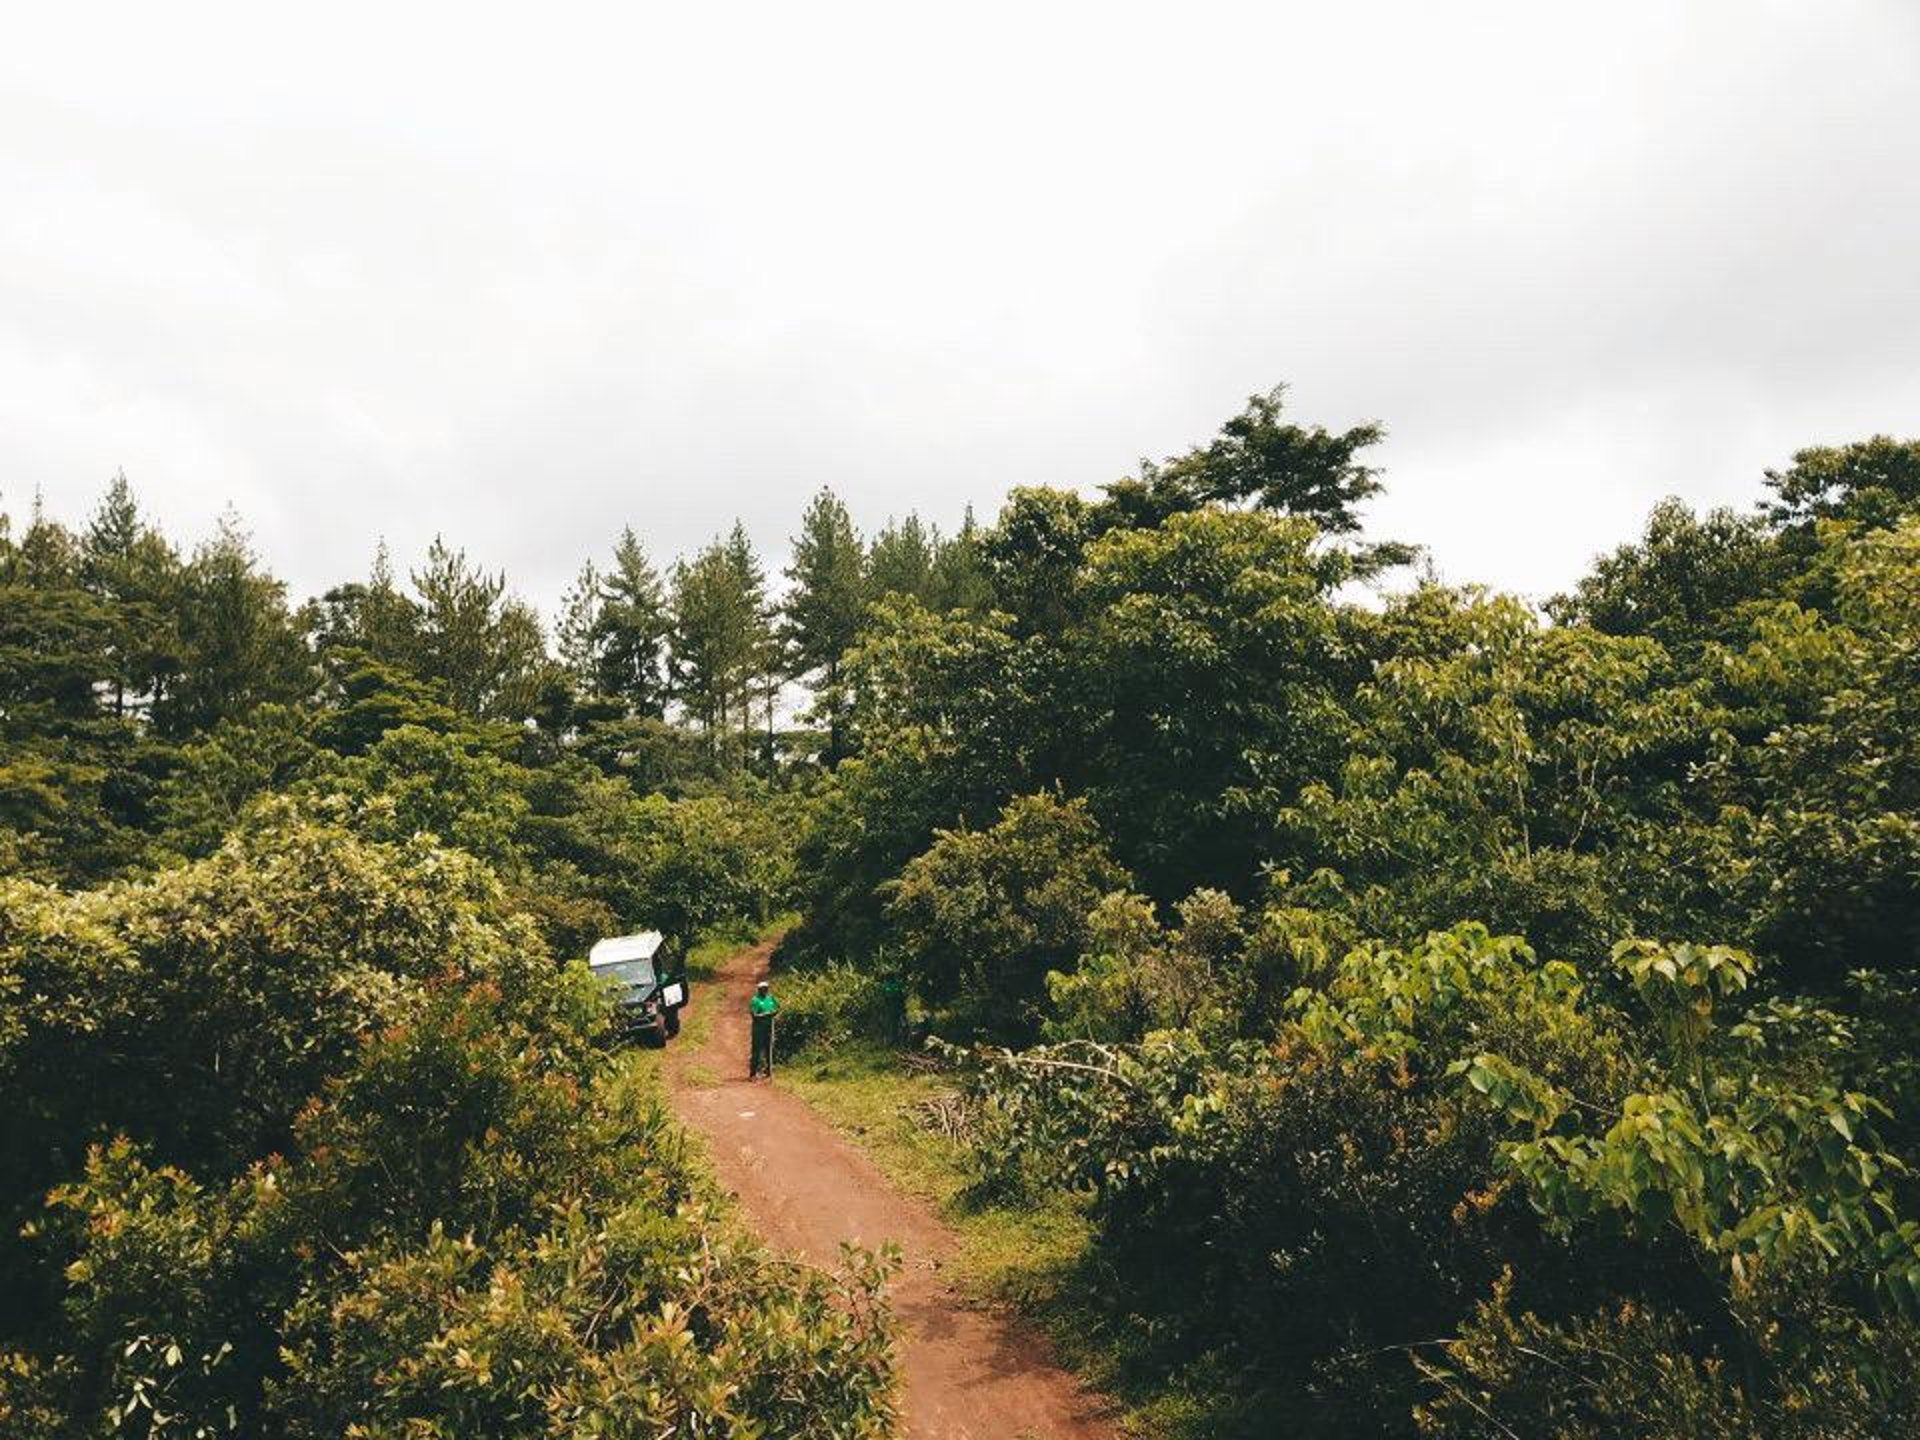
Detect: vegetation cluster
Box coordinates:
(7, 386, 1920, 1437)
(773, 397, 1920, 1437)
(0, 488, 904, 1436)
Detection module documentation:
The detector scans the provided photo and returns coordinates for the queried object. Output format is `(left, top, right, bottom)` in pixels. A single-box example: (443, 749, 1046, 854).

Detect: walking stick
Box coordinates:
(768, 1012, 777, 1078)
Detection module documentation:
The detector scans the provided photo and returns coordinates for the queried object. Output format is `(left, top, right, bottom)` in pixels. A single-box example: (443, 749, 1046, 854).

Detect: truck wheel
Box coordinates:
(663, 1007, 681, 1039)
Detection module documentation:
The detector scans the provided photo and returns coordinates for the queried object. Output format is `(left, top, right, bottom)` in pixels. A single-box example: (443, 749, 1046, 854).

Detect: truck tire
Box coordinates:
(663, 1007, 681, 1039)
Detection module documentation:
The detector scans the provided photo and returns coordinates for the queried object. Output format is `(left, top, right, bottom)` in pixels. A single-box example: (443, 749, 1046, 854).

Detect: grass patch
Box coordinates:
(782, 1041, 1088, 1303)
(782, 1039, 1248, 1437)
(686, 912, 797, 980)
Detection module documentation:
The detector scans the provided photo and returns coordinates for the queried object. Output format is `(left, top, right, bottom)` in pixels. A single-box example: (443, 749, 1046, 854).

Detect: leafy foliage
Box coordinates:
(888, 792, 1129, 1040)
(770, 406, 1920, 1435)
(10, 394, 1920, 1437)
(0, 477, 891, 1436)
(0, 811, 894, 1438)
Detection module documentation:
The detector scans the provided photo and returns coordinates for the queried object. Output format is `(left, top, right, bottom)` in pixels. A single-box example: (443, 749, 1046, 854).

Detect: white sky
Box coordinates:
(4, 1, 1917, 615)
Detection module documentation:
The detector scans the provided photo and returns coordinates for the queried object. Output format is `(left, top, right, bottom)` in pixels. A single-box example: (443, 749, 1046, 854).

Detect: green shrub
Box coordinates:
(888, 791, 1129, 1041)
(950, 922, 1920, 1437)
(770, 964, 905, 1056)
(0, 801, 898, 1438)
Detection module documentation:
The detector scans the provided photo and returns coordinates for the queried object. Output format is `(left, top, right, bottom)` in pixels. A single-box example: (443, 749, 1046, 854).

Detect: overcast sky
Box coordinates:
(4, 1, 1917, 616)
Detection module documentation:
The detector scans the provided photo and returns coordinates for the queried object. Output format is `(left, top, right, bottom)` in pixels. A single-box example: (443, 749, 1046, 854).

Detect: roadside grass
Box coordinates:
(658, 928, 1233, 1435)
(686, 911, 796, 980)
(784, 1039, 1090, 1301)
(782, 1037, 1243, 1439)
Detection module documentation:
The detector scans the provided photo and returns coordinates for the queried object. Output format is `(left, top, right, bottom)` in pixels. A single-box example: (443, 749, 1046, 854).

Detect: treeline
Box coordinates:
(6, 389, 1920, 1438)
(0, 470, 1005, 946)
(1, 473, 994, 886)
(769, 399, 1920, 1437)
(0, 478, 944, 1434)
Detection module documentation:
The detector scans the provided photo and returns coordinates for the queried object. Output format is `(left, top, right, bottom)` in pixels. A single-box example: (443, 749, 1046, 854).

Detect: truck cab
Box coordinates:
(589, 930, 689, 1043)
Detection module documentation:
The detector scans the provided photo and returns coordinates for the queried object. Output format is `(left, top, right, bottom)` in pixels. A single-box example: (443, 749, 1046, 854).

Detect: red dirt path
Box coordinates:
(666, 943, 1120, 1440)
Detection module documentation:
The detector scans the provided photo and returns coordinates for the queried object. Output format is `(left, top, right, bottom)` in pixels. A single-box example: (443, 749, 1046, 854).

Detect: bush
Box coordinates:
(0, 799, 898, 1438)
(769, 964, 906, 1056)
(949, 922, 1920, 1438)
(888, 791, 1129, 1040)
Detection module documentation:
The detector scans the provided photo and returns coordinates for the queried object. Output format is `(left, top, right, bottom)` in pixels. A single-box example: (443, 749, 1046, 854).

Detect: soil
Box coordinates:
(666, 942, 1120, 1440)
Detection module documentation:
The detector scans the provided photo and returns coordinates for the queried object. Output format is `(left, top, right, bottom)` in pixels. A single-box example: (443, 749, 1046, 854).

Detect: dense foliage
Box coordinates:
(0, 488, 897, 1435)
(770, 399, 1920, 1436)
(9, 390, 1920, 1437)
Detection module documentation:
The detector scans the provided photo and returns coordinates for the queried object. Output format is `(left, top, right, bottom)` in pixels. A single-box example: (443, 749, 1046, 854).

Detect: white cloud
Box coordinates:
(4, 0, 1916, 612)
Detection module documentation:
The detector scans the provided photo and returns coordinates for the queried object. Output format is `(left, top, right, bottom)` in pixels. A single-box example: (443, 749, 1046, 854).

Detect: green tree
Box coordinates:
(1762, 435, 1920, 532)
(889, 791, 1129, 1038)
(784, 490, 868, 760)
(155, 704, 324, 857)
(982, 487, 1095, 638)
(670, 525, 775, 770)
(410, 537, 551, 720)
(928, 505, 993, 612)
(555, 557, 601, 690)
(1073, 507, 1356, 899)
(1281, 584, 1707, 965)
(867, 513, 935, 602)
(79, 472, 184, 718)
(1105, 385, 1414, 573)
(727, 522, 783, 770)
(1552, 497, 1784, 654)
(584, 528, 672, 716)
(307, 542, 421, 672)
(153, 513, 307, 738)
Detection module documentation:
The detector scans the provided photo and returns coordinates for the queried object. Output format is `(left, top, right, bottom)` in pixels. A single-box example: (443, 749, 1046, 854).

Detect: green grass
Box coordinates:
(782, 1038, 1251, 1438)
(685, 912, 797, 980)
(783, 1041, 1089, 1305)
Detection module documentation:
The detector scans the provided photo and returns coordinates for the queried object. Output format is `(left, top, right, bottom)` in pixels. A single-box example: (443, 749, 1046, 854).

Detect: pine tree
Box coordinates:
(77, 471, 182, 717)
(930, 506, 993, 612)
(361, 541, 419, 666)
(14, 490, 79, 588)
(668, 542, 733, 757)
(307, 541, 421, 675)
(592, 528, 672, 717)
(557, 560, 602, 688)
(409, 537, 548, 720)
(868, 513, 936, 602)
(669, 524, 775, 770)
(158, 510, 306, 736)
(725, 522, 778, 771)
(81, 471, 141, 582)
(782, 489, 867, 760)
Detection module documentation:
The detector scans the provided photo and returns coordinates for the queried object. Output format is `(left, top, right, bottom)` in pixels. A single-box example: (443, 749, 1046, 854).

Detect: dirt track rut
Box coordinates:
(666, 943, 1119, 1440)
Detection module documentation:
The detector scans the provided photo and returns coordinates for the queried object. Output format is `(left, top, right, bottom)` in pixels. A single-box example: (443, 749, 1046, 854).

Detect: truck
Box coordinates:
(589, 930, 690, 1044)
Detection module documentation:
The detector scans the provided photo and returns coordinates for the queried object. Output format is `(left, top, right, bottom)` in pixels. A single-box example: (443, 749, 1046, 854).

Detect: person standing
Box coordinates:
(749, 979, 779, 1079)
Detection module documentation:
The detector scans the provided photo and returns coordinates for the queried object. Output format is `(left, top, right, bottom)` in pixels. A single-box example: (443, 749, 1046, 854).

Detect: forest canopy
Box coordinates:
(3, 388, 1920, 1437)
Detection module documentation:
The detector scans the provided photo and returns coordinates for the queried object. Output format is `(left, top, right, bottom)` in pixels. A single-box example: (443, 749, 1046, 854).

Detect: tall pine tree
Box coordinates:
(409, 537, 549, 720)
(783, 489, 866, 760)
(868, 513, 936, 602)
(157, 511, 306, 737)
(79, 472, 183, 717)
(669, 524, 774, 771)
(594, 528, 672, 717)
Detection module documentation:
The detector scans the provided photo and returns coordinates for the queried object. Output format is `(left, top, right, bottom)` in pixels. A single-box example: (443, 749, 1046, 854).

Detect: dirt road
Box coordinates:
(666, 943, 1119, 1440)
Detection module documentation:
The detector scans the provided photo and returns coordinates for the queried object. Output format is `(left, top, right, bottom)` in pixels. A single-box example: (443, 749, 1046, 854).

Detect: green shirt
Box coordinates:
(750, 993, 779, 1019)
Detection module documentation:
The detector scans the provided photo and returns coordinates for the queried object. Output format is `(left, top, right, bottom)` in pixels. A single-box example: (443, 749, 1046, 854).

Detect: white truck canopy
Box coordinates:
(589, 930, 666, 969)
